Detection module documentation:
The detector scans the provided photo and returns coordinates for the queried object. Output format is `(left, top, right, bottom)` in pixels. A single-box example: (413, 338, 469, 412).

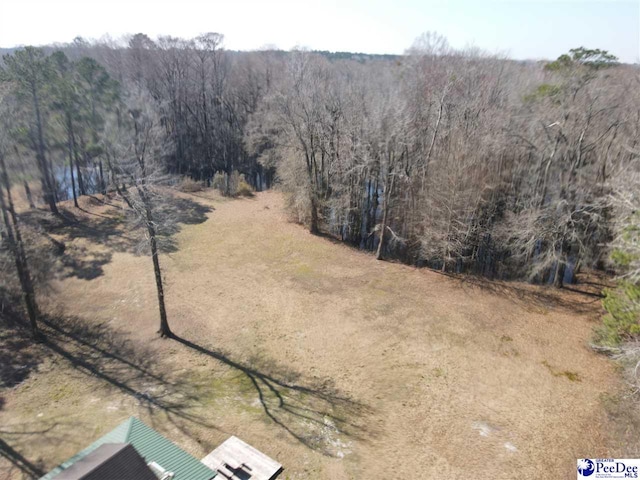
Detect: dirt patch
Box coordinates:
(0, 189, 630, 479)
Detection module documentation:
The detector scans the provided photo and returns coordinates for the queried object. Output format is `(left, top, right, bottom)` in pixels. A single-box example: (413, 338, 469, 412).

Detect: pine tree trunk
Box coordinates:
(0, 153, 40, 339)
(24, 181, 35, 209)
(75, 154, 86, 196)
(73, 134, 87, 196)
(14, 148, 35, 209)
(29, 68, 58, 215)
(67, 125, 79, 208)
(98, 159, 106, 195)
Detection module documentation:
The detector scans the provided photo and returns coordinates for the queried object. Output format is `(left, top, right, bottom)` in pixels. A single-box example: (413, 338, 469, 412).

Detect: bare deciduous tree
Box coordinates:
(111, 91, 173, 337)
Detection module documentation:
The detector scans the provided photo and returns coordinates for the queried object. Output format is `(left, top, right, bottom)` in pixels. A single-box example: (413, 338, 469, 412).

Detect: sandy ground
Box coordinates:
(0, 189, 627, 479)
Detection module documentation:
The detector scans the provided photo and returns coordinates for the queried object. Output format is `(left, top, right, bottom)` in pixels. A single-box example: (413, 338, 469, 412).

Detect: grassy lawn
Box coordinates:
(0, 189, 629, 479)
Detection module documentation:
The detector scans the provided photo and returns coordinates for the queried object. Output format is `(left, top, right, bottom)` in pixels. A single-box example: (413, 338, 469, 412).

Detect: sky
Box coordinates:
(0, 0, 638, 63)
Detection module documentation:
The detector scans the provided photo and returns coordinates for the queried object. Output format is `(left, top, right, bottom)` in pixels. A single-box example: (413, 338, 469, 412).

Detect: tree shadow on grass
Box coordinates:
(0, 417, 73, 479)
(1, 414, 98, 480)
(50, 196, 213, 255)
(1, 307, 223, 474)
(152, 196, 215, 254)
(3, 305, 371, 465)
(0, 310, 226, 474)
(38, 315, 373, 457)
(171, 334, 372, 457)
(39, 314, 218, 434)
(0, 297, 45, 420)
(436, 271, 604, 315)
(19, 194, 213, 282)
(0, 305, 51, 479)
(0, 437, 45, 479)
(0, 316, 41, 389)
(57, 245, 113, 281)
(42, 314, 372, 457)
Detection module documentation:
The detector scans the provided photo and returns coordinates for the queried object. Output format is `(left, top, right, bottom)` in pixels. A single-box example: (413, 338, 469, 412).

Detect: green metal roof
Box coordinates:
(41, 417, 217, 480)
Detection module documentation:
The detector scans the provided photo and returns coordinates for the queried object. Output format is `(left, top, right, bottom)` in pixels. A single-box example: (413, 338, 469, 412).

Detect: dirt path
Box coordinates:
(0, 190, 622, 479)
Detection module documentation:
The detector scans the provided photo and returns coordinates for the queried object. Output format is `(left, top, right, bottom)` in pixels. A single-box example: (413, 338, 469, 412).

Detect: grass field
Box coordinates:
(0, 189, 632, 479)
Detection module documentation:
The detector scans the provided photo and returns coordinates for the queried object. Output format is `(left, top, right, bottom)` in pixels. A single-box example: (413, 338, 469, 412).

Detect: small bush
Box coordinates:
(597, 216, 640, 346)
(212, 171, 254, 197)
(237, 177, 254, 197)
(284, 190, 310, 226)
(212, 172, 227, 195)
(596, 282, 640, 345)
(177, 177, 204, 193)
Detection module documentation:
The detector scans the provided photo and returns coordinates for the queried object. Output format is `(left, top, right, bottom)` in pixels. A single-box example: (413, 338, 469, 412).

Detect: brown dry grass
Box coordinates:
(0, 190, 633, 479)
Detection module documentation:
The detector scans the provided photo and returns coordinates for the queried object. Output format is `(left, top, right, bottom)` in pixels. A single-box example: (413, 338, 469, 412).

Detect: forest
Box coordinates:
(1, 33, 639, 335)
(1, 31, 640, 480)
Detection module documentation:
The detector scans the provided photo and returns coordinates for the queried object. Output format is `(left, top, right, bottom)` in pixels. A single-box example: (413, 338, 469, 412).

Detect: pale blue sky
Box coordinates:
(1, 0, 638, 62)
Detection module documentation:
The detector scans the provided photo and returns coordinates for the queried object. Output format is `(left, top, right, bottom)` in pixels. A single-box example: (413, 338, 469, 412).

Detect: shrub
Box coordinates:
(212, 172, 227, 195)
(177, 177, 204, 193)
(597, 282, 640, 345)
(236, 177, 254, 197)
(212, 171, 254, 197)
(597, 211, 640, 346)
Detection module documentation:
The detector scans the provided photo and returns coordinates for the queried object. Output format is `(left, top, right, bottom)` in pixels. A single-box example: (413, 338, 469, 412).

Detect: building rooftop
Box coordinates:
(41, 417, 217, 480)
(202, 435, 283, 480)
(53, 443, 157, 480)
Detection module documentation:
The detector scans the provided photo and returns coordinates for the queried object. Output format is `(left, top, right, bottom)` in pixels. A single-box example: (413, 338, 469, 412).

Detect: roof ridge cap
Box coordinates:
(125, 416, 137, 440)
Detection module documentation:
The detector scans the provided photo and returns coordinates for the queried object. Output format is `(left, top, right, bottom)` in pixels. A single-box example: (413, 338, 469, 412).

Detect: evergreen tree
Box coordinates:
(1, 47, 59, 214)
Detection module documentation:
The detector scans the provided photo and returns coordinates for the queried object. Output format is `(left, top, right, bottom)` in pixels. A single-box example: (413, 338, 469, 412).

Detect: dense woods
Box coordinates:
(2, 25, 640, 480)
(251, 40, 637, 288)
(0, 33, 639, 341)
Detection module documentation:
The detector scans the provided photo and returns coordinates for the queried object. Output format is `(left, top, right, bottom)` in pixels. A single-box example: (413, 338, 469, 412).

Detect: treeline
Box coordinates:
(98, 33, 277, 189)
(0, 33, 286, 341)
(1, 33, 639, 291)
(247, 37, 639, 286)
(0, 33, 279, 208)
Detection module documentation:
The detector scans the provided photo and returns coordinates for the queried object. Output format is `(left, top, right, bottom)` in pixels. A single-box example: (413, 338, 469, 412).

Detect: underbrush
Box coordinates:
(236, 177, 254, 197)
(596, 282, 640, 346)
(212, 171, 254, 197)
(593, 216, 640, 408)
(177, 177, 204, 193)
(593, 284, 640, 456)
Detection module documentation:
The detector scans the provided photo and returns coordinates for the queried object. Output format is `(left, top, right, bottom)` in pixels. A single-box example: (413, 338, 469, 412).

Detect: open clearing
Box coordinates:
(0, 190, 629, 479)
